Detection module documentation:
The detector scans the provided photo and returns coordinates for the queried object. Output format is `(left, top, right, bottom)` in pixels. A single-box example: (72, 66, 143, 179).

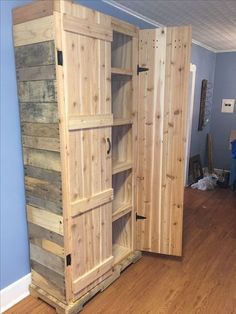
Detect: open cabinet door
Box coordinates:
(136, 26, 192, 256)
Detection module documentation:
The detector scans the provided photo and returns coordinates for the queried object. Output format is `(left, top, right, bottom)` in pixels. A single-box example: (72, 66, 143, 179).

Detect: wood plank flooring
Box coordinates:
(5, 188, 236, 314)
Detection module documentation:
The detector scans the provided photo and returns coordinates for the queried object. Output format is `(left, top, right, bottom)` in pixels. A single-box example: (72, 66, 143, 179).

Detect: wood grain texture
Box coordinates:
(6, 189, 236, 313)
(23, 148, 61, 172)
(17, 65, 56, 81)
(15, 41, 55, 68)
(12, 1, 54, 25)
(22, 135, 60, 152)
(26, 194, 62, 215)
(30, 243, 64, 276)
(22, 122, 59, 138)
(61, 4, 114, 299)
(18, 81, 57, 103)
(63, 14, 113, 42)
(111, 17, 138, 38)
(25, 176, 61, 204)
(31, 270, 66, 303)
(13, 15, 54, 47)
(111, 21, 138, 263)
(27, 205, 64, 236)
(28, 222, 64, 247)
(24, 166, 61, 184)
(20, 102, 58, 124)
(68, 114, 113, 130)
(137, 26, 192, 256)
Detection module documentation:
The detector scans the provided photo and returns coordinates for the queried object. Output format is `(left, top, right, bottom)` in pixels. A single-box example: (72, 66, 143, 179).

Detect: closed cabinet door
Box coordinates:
(61, 7, 114, 299)
(137, 26, 192, 257)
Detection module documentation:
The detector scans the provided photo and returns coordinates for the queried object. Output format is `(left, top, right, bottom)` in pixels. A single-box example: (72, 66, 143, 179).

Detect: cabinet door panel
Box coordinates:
(62, 9, 113, 298)
(137, 26, 191, 256)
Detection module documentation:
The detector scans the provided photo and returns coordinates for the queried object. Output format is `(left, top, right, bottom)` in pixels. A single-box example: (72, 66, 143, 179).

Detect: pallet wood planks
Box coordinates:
(12, 8, 65, 301)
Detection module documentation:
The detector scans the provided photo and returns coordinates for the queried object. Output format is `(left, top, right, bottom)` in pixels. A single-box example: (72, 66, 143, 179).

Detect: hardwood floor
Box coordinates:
(5, 188, 236, 314)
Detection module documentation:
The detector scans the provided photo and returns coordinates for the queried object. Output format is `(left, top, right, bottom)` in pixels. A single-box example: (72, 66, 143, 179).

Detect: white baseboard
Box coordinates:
(0, 273, 31, 313)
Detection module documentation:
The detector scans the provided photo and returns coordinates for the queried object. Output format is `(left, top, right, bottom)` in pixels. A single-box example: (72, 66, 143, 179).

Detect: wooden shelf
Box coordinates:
(112, 203, 132, 222)
(112, 161, 132, 175)
(111, 67, 133, 76)
(112, 244, 131, 265)
(113, 118, 133, 126)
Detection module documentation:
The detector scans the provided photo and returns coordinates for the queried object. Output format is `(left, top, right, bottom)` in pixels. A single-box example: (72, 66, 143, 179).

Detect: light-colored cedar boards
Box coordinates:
(12, 0, 60, 25)
(137, 26, 191, 256)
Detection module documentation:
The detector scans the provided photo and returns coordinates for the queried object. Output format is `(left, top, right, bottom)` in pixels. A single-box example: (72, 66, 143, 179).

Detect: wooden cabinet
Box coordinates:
(12, 1, 191, 313)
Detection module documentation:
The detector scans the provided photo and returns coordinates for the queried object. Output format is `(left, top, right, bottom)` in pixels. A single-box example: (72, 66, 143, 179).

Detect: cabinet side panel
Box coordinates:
(12, 16, 66, 302)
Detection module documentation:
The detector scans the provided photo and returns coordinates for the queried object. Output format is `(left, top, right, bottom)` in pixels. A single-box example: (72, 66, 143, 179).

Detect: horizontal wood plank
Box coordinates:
(30, 238, 64, 258)
(23, 148, 61, 172)
(17, 65, 56, 81)
(72, 256, 113, 294)
(28, 222, 64, 247)
(111, 17, 138, 38)
(20, 102, 58, 124)
(26, 194, 62, 215)
(15, 41, 55, 68)
(112, 161, 132, 175)
(113, 118, 133, 126)
(24, 166, 61, 184)
(31, 270, 66, 302)
(112, 204, 132, 222)
(13, 16, 54, 47)
(12, 1, 54, 25)
(69, 114, 113, 130)
(22, 135, 60, 152)
(27, 205, 64, 235)
(71, 189, 113, 217)
(111, 67, 133, 76)
(31, 261, 65, 298)
(18, 81, 57, 103)
(30, 243, 64, 276)
(25, 176, 62, 203)
(63, 14, 113, 42)
(22, 123, 59, 138)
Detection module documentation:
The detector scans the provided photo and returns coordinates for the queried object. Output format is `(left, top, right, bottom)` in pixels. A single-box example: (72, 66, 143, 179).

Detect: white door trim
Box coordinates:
(185, 63, 196, 186)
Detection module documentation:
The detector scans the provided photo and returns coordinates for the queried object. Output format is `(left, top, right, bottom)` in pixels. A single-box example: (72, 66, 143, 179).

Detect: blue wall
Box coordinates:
(211, 52, 236, 170)
(190, 44, 216, 166)
(0, 0, 31, 289)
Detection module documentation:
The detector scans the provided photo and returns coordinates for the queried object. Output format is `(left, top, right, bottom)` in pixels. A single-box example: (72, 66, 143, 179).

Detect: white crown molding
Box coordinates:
(103, 0, 236, 54)
(192, 39, 217, 53)
(0, 273, 31, 313)
(102, 0, 164, 27)
(216, 49, 236, 53)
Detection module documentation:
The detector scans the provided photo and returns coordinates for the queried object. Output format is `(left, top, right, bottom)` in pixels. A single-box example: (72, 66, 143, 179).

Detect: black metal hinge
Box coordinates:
(66, 254, 71, 266)
(137, 65, 149, 75)
(57, 50, 63, 66)
(136, 213, 147, 220)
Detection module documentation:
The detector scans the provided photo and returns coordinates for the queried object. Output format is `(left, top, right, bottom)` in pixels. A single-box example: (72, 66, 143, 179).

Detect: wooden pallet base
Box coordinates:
(29, 251, 142, 314)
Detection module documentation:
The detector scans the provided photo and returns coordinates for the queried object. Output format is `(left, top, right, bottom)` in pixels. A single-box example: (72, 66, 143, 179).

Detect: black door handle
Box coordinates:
(107, 138, 112, 155)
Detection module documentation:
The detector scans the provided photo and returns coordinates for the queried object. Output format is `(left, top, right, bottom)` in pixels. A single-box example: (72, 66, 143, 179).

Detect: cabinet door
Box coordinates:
(137, 26, 191, 256)
(61, 8, 114, 298)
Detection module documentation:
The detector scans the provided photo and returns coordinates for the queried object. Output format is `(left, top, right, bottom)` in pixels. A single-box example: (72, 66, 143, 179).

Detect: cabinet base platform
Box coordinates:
(29, 251, 142, 314)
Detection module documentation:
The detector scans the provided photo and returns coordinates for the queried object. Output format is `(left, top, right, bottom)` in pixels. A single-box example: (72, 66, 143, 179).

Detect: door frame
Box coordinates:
(185, 63, 196, 186)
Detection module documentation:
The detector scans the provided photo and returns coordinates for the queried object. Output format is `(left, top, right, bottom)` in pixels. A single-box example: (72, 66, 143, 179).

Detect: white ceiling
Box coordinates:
(108, 0, 236, 52)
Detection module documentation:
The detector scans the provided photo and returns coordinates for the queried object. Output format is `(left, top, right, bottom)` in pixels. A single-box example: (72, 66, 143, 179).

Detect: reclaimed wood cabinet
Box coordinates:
(12, 0, 191, 312)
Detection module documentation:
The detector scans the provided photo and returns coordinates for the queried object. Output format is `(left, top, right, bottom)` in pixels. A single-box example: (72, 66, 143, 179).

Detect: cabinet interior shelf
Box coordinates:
(112, 203, 132, 222)
(111, 67, 133, 76)
(113, 118, 133, 126)
(112, 161, 132, 175)
(112, 244, 131, 265)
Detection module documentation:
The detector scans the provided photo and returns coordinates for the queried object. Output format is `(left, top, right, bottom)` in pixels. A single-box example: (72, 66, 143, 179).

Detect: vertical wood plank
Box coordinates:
(137, 26, 191, 256)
